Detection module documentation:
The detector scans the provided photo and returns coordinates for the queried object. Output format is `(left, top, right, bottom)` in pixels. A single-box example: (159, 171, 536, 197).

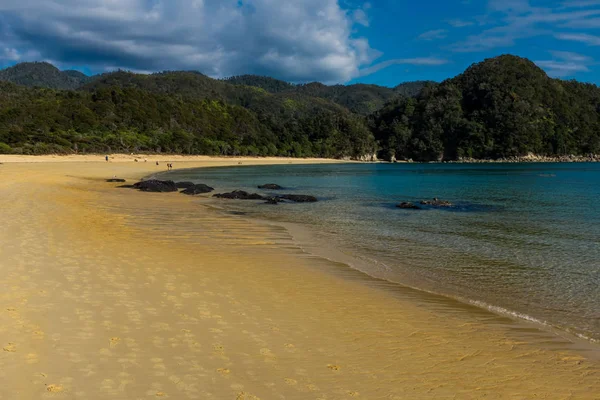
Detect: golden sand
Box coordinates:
(0, 155, 599, 399)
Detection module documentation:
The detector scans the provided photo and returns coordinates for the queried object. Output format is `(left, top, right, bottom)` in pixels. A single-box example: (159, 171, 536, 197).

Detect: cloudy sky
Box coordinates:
(0, 0, 599, 85)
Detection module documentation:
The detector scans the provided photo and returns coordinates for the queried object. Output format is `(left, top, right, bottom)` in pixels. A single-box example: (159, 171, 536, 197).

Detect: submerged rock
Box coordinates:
(214, 190, 265, 200)
(264, 197, 283, 205)
(106, 178, 126, 183)
(181, 184, 215, 195)
(277, 194, 318, 203)
(258, 184, 283, 190)
(132, 179, 178, 193)
(176, 181, 196, 189)
(396, 202, 421, 210)
(419, 198, 452, 207)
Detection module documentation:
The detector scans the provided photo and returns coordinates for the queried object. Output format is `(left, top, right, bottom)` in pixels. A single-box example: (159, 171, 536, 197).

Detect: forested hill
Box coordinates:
(224, 75, 433, 115)
(370, 55, 600, 161)
(0, 70, 376, 158)
(0, 55, 599, 160)
(0, 62, 91, 90)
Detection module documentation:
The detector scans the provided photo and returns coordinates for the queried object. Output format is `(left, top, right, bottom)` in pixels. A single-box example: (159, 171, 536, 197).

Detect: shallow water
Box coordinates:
(163, 163, 600, 343)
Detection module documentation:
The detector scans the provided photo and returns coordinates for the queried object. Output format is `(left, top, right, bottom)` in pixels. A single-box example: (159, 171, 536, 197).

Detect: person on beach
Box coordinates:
(105, 155, 109, 162)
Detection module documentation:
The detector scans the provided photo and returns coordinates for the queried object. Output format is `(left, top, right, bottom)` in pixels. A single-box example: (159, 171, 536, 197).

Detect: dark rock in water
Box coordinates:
(258, 184, 283, 190)
(106, 178, 126, 183)
(397, 202, 421, 210)
(264, 197, 282, 205)
(132, 179, 178, 193)
(176, 181, 196, 189)
(181, 184, 215, 195)
(419, 198, 452, 207)
(277, 194, 318, 203)
(214, 190, 265, 200)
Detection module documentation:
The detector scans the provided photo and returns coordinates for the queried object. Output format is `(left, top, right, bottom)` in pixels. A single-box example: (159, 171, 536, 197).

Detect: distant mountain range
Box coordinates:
(0, 56, 598, 161)
(0, 61, 433, 115)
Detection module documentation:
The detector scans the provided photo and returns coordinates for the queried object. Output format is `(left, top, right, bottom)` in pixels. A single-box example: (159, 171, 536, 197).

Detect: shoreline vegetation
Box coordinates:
(1, 55, 600, 163)
(1, 157, 600, 398)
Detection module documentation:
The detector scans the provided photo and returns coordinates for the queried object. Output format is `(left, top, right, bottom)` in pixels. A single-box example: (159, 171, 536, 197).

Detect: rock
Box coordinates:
(419, 198, 453, 207)
(106, 178, 126, 183)
(264, 197, 281, 205)
(213, 190, 265, 200)
(277, 194, 318, 203)
(176, 181, 196, 189)
(181, 184, 215, 195)
(396, 202, 421, 210)
(258, 184, 283, 190)
(132, 179, 178, 193)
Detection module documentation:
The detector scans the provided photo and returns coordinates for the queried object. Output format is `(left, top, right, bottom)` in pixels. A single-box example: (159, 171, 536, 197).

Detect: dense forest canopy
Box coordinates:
(369, 55, 600, 161)
(0, 55, 599, 161)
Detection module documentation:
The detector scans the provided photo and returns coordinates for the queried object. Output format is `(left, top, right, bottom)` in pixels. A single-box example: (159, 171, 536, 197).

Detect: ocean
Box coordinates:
(163, 162, 600, 343)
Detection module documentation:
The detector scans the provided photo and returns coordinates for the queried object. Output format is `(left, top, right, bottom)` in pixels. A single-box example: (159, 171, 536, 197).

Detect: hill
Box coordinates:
(224, 75, 432, 115)
(370, 55, 600, 161)
(0, 62, 90, 90)
(0, 70, 375, 158)
(1, 56, 599, 161)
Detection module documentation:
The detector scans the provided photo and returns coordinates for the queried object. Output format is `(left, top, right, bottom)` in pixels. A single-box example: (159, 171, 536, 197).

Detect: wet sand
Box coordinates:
(1, 156, 599, 399)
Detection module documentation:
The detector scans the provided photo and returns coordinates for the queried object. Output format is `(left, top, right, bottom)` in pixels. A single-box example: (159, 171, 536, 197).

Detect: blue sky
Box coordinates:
(0, 0, 599, 86)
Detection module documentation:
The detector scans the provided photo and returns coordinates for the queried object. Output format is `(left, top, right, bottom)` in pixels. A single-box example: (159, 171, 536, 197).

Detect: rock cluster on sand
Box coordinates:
(397, 198, 453, 210)
(214, 190, 265, 200)
(214, 190, 319, 203)
(396, 202, 421, 210)
(132, 180, 178, 192)
(258, 184, 283, 190)
(181, 184, 215, 195)
(277, 194, 318, 203)
(175, 181, 196, 189)
(420, 198, 452, 207)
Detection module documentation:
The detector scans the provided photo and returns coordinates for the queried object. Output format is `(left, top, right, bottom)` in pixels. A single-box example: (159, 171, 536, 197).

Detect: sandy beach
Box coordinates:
(1, 154, 599, 400)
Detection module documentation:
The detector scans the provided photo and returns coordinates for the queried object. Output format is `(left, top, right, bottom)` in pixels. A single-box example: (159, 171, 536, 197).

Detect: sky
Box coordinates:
(0, 0, 599, 86)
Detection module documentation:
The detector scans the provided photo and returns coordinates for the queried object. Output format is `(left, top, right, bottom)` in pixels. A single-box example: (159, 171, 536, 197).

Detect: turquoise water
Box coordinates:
(164, 163, 600, 342)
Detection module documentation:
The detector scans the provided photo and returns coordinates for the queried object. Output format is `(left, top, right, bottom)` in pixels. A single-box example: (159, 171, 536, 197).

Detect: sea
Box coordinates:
(162, 162, 600, 344)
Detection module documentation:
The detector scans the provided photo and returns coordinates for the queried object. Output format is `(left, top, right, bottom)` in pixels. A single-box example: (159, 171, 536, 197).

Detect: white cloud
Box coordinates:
(418, 29, 448, 41)
(447, 19, 475, 27)
(450, 0, 600, 52)
(555, 32, 600, 45)
(358, 57, 448, 76)
(0, 0, 384, 83)
(535, 50, 593, 77)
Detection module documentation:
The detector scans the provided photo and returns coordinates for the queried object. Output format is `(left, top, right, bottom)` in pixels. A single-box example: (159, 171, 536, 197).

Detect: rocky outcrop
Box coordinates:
(455, 152, 600, 163)
(181, 184, 215, 195)
(176, 181, 196, 189)
(132, 179, 178, 193)
(264, 197, 282, 205)
(213, 190, 265, 200)
(258, 184, 283, 190)
(396, 202, 421, 210)
(419, 198, 452, 207)
(277, 194, 318, 203)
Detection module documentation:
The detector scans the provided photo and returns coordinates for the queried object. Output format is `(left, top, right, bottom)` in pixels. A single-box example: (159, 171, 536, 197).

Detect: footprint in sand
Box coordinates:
(346, 391, 360, 397)
(3, 343, 16, 352)
(109, 337, 121, 348)
(216, 368, 230, 375)
(46, 384, 64, 393)
(284, 378, 298, 386)
(236, 392, 260, 400)
(327, 364, 341, 371)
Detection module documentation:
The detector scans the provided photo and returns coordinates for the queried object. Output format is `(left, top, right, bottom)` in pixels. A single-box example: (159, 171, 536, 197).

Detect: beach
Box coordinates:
(1, 155, 599, 399)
